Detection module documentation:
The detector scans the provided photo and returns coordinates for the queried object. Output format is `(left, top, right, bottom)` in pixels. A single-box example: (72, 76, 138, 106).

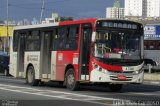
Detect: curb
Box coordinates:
(143, 81, 160, 85)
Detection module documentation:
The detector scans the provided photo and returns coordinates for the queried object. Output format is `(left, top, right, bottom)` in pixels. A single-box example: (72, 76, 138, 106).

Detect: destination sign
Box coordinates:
(96, 20, 141, 30)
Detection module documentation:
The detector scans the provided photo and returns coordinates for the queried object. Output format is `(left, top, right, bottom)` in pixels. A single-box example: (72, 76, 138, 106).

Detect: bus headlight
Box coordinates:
(92, 62, 99, 69)
(135, 71, 139, 74)
(92, 62, 108, 73)
(134, 68, 143, 74)
(99, 67, 102, 71)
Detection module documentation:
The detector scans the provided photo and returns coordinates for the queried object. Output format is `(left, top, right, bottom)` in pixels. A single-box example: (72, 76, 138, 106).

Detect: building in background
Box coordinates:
(42, 13, 59, 24)
(17, 19, 31, 26)
(125, 0, 147, 19)
(125, 0, 160, 20)
(147, 0, 160, 19)
(106, 0, 124, 19)
(31, 18, 39, 25)
(42, 13, 73, 24)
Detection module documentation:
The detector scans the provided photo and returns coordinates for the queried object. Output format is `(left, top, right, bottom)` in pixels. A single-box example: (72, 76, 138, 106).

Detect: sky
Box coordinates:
(0, 0, 124, 21)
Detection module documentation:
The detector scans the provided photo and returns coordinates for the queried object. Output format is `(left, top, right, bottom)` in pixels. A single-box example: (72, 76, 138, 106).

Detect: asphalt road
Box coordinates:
(0, 74, 160, 106)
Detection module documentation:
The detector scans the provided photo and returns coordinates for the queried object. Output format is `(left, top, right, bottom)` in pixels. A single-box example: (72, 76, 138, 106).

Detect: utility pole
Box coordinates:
(40, 0, 45, 23)
(6, 0, 9, 54)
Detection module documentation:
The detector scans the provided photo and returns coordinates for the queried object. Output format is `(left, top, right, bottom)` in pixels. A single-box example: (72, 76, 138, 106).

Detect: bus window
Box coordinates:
(26, 30, 40, 51)
(52, 27, 67, 50)
(58, 28, 67, 38)
(13, 32, 19, 52)
(58, 27, 67, 49)
(52, 28, 59, 50)
(52, 26, 79, 51)
(65, 26, 79, 50)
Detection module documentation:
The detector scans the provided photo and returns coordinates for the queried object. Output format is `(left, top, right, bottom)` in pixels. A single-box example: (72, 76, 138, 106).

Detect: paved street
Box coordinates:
(0, 74, 160, 106)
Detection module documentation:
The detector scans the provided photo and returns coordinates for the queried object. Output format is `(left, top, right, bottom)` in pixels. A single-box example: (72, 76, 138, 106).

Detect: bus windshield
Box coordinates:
(93, 29, 142, 60)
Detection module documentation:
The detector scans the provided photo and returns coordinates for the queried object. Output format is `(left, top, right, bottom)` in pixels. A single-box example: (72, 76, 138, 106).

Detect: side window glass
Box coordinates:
(58, 28, 67, 39)
(52, 28, 66, 50)
(52, 26, 79, 51)
(65, 26, 79, 50)
(32, 31, 40, 51)
(26, 30, 40, 51)
(58, 28, 66, 50)
(13, 32, 19, 52)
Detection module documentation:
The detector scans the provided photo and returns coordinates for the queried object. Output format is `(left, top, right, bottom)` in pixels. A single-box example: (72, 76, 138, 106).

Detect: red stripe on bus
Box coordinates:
(93, 59, 122, 72)
(59, 18, 97, 26)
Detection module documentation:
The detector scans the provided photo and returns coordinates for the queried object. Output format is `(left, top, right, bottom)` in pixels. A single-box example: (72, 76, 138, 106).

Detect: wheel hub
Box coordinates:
(67, 74, 74, 85)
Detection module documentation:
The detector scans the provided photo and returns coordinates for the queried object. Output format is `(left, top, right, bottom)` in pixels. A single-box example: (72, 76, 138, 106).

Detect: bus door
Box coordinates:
(17, 33, 26, 77)
(40, 31, 52, 79)
(79, 24, 92, 80)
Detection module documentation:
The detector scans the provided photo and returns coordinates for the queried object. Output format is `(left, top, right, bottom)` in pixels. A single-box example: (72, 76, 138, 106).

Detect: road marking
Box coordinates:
(0, 77, 25, 83)
(111, 91, 160, 97)
(1, 83, 159, 100)
(127, 92, 160, 96)
(0, 83, 120, 101)
(0, 83, 119, 100)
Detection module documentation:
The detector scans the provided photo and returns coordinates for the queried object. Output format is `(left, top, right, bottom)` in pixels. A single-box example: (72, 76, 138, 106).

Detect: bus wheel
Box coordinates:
(26, 66, 39, 86)
(65, 68, 79, 91)
(109, 84, 123, 92)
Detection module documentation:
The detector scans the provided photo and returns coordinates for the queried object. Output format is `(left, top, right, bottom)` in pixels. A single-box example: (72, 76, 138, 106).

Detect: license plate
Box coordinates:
(118, 75, 126, 80)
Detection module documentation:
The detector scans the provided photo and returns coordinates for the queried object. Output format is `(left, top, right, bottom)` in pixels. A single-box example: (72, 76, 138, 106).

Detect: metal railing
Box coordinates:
(144, 64, 160, 73)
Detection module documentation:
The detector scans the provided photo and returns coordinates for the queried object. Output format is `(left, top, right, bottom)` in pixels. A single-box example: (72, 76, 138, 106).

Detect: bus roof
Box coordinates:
(13, 18, 142, 30)
(59, 18, 97, 26)
(14, 18, 97, 30)
(14, 22, 59, 30)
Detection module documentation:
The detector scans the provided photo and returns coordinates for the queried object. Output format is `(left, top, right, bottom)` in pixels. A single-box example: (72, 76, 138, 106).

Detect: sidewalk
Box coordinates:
(143, 81, 160, 85)
(143, 73, 160, 85)
(144, 73, 160, 81)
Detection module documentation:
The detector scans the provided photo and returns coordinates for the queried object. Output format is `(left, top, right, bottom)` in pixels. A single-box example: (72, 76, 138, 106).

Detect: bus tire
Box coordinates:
(65, 68, 79, 91)
(109, 84, 123, 92)
(26, 66, 39, 86)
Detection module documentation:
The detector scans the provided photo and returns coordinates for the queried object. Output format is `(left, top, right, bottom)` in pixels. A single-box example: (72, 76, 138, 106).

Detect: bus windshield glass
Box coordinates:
(93, 29, 142, 60)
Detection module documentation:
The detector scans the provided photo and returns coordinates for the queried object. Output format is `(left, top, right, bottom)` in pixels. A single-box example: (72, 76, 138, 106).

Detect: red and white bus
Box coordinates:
(10, 18, 144, 91)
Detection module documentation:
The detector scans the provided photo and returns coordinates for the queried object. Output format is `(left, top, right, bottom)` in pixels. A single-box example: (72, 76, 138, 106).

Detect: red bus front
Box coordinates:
(88, 20, 144, 84)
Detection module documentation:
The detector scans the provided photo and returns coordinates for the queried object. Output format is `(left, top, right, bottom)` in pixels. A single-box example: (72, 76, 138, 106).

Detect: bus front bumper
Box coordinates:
(90, 69, 144, 84)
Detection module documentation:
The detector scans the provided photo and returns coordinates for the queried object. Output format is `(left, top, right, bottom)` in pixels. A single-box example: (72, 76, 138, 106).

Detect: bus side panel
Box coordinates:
(24, 52, 41, 79)
(56, 51, 74, 81)
(9, 52, 18, 77)
(51, 51, 57, 80)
